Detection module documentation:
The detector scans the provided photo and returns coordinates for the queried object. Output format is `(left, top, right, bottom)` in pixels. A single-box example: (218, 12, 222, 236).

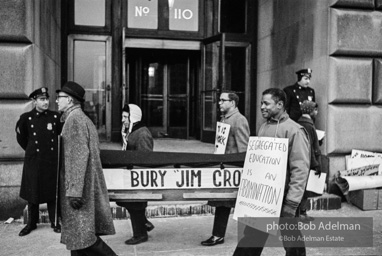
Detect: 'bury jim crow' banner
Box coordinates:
(104, 168, 242, 190)
(233, 137, 288, 229)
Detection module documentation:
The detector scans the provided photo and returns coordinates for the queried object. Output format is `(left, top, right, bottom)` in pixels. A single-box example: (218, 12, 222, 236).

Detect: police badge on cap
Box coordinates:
(29, 87, 49, 99)
(296, 68, 312, 79)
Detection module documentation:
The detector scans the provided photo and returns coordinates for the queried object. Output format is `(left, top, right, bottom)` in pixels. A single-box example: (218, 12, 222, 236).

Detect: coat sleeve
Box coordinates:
(15, 115, 28, 150)
(234, 116, 250, 153)
(283, 88, 292, 115)
(284, 128, 310, 209)
(64, 117, 90, 198)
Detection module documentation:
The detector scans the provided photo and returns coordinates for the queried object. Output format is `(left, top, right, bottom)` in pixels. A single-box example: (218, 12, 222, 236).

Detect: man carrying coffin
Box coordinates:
(201, 90, 250, 246)
(233, 88, 310, 256)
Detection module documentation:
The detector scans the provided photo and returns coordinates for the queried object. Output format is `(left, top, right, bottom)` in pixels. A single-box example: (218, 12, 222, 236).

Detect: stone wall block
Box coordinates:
(373, 59, 382, 103)
(330, 0, 374, 8)
(330, 9, 382, 56)
(328, 57, 372, 103)
(0, 101, 33, 159)
(0, 163, 23, 187)
(0, 0, 33, 42)
(0, 44, 33, 98)
(327, 105, 382, 154)
(0, 187, 26, 220)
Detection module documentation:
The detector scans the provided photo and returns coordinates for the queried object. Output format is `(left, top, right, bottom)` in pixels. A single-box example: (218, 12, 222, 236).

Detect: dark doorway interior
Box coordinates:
(126, 49, 200, 139)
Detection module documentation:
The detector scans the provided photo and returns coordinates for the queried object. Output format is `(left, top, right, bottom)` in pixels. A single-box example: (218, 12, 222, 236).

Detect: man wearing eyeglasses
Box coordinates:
(15, 87, 62, 236)
(56, 81, 117, 255)
(201, 90, 250, 246)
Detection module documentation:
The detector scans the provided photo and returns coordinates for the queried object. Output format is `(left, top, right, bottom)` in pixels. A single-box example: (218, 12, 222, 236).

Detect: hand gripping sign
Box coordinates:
(233, 136, 288, 234)
(214, 122, 231, 154)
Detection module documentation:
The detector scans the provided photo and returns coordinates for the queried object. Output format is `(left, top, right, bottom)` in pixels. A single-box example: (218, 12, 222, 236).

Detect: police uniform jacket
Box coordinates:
(284, 83, 315, 122)
(209, 108, 250, 208)
(258, 112, 310, 212)
(59, 105, 115, 250)
(16, 108, 61, 204)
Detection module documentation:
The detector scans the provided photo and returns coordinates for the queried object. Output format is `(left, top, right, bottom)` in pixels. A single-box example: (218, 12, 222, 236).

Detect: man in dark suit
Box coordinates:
(16, 87, 62, 236)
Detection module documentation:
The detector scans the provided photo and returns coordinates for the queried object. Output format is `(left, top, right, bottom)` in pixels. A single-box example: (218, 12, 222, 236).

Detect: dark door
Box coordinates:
(126, 49, 199, 139)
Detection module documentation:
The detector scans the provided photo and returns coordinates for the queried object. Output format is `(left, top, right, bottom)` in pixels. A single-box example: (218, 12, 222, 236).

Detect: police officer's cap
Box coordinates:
(56, 81, 85, 102)
(296, 68, 312, 79)
(29, 87, 49, 99)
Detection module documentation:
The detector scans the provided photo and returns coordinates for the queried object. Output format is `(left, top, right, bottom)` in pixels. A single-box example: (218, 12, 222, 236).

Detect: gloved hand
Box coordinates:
(314, 169, 322, 178)
(69, 197, 85, 210)
(281, 203, 297, 218)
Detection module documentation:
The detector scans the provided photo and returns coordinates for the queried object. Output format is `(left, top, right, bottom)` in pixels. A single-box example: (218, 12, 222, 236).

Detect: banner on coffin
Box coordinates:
(233, 137, 288, 233)
(103, 168, 242, 190)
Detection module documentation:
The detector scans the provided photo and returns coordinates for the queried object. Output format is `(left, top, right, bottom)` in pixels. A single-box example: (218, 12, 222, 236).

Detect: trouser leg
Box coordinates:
(47, 200, 59, 225)
(233, 226, 269, 256)
(28, 202, 39, 227)
(280, 217, 306, 256)
(128, 209, 148, 237)
(74, 236, 117, 256)
(212, 206, 231, 237)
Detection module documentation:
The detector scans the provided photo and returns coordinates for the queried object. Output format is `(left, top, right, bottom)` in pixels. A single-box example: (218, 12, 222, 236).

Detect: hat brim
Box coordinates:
(56, 89, 85, 102)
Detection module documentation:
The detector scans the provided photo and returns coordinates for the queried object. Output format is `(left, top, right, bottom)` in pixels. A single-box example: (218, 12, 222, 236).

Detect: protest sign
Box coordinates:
(233, 137, 288, 234)
(306, 170, 327, 194)
(214, 122, 231, 154)
(103, 167, 242, 190)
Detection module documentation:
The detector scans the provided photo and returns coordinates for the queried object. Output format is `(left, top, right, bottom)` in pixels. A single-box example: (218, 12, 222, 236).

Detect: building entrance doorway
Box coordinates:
(126, 49, 199, 139)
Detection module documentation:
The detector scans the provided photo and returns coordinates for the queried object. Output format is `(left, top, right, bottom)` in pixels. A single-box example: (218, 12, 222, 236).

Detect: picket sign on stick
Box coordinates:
(214, 122, 230, 154)
(233, 136, 288, 235)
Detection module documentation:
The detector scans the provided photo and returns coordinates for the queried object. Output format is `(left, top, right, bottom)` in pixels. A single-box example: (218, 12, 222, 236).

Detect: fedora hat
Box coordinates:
(56, 81, 85, 102)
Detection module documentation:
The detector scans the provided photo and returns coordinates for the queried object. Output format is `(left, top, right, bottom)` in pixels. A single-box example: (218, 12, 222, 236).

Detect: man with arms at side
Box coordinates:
(284, 68, 315, 122)
(16, 87, 61, 236)
(201, 91, 250, 246)
(56, 81, 117, 256)
(117, 103, 155, 245)
(234, 88, 310, 256)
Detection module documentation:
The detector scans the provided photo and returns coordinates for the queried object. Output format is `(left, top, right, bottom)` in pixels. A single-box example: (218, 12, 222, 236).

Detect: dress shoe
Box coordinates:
(19, 225, 37, 236)
(146, 221, 155, 232)
(201, 236, 224, 246)
(125, 236, 148, 245)
(51, 223, 61, 233)
(299, 214, 314, 223)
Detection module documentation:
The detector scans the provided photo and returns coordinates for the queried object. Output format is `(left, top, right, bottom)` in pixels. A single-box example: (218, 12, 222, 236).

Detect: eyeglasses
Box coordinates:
(219, 99, 232, 103)
(56, 95, 69, 100)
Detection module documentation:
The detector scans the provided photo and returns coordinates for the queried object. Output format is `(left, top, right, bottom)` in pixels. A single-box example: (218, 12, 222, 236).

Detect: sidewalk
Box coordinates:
(1, 203, 382, 256)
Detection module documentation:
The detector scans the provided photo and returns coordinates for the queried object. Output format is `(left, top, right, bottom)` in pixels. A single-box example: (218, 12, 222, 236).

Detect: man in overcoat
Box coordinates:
(15, 87, 62, 236)
(56, 81, 117, 255)
(201, 91, 250, 246)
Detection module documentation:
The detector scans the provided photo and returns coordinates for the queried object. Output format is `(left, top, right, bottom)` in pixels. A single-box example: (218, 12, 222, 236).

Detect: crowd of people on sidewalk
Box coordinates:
(15, 67, 321, 255)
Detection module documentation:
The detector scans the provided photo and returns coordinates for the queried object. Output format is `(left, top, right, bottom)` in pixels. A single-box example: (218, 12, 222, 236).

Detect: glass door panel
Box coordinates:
(201, 34, 224, 142)
(168, 59, 188, 138)
(70, 36, 111, 141)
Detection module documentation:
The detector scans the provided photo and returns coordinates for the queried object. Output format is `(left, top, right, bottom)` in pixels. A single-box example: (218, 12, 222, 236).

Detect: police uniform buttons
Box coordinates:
(36, 149, 39, 152)
(51, 139, 54, 142)
(31, 125, 34, 128)
(51, 148, 54, 151)
(35, 141, 38, 144)
(45, 112, 47, 115)
(54, 115, 57, 118)
(296, 95, 299, 98)
(33, 132, 36, 136)
(29, 117, 32, 120)
(36, 113, 39, 116)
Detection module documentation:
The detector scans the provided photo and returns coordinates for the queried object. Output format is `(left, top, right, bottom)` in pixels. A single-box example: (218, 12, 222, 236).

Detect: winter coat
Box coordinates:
(258, 112, 310, 210)
(15, 108, 61, 204)
(59, 105, 115, 250)
(284, 82, 315, 122)
(297, 115, 321, 172)
(209, 108, 250, 207)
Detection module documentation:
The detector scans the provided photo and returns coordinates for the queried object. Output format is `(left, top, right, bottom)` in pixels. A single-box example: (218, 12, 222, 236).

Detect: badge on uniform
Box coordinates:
(308, 96, 313, 101)
(47, 123, 53, 130)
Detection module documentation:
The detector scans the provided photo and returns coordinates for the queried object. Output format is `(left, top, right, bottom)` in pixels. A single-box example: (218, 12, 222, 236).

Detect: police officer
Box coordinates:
(284, 68, 315, 122)
(16, 87, 62, 236)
